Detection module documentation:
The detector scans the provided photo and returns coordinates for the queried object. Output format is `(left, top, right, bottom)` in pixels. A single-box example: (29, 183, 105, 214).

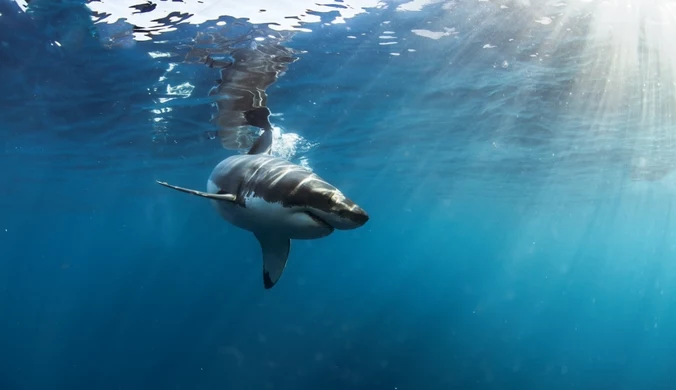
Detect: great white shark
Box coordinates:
(156, 128, 369, 289)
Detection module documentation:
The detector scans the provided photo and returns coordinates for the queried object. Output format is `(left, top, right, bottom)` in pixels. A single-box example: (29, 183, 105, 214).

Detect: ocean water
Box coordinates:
(3, 0, 676, 389)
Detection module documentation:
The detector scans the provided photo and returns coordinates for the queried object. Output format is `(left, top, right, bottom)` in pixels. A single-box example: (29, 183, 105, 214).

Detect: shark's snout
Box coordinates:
(347, 205, 369, 227)
(309, 201, 369, 231)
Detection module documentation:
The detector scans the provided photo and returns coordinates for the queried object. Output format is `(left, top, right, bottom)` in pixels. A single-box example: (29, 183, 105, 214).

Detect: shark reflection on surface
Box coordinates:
(185, 26, 298, 151)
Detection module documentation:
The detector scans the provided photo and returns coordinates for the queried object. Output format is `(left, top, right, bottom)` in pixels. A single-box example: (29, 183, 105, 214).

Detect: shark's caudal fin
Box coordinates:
(156, 181, 236, 202)
(254, 232, 290, 289)
(247, 127, 273, 155)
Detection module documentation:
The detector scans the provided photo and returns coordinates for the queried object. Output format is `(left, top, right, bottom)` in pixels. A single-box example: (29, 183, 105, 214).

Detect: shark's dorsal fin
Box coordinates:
(156, 181, 236, 202)
(248, 128, 273, 155)
(244, 107, 272, 130)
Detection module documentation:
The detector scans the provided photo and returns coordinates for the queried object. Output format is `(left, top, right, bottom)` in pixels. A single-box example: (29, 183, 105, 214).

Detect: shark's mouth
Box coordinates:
(305, 211, 334, 232)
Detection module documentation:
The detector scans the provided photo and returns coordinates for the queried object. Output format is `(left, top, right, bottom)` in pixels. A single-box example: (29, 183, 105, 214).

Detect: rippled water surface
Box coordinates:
(6, 0, 676, 197)
(3, 1, 676, 389)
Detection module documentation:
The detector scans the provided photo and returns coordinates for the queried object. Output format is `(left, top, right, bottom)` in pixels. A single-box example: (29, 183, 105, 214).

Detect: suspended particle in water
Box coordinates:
(502, 60, 509, 68)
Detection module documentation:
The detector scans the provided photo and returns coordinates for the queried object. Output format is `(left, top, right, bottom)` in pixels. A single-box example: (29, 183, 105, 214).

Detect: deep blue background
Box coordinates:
(3, 1, 676, 389)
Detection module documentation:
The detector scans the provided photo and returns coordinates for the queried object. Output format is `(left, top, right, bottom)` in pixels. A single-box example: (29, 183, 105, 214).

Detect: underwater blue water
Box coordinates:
(3, 0, 676, 389)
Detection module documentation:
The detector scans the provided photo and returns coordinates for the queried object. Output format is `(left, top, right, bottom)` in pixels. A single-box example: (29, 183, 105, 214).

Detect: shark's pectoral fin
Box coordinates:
(254, 233, 290, 289)
(156, 180, 236, 202)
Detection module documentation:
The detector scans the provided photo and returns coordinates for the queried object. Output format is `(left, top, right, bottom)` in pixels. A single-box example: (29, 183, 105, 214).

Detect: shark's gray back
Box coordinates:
(209, 154, 342, 211)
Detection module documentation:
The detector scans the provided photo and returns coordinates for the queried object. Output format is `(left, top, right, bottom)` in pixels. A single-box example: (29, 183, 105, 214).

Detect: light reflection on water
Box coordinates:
(6, 0, 676, 198)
